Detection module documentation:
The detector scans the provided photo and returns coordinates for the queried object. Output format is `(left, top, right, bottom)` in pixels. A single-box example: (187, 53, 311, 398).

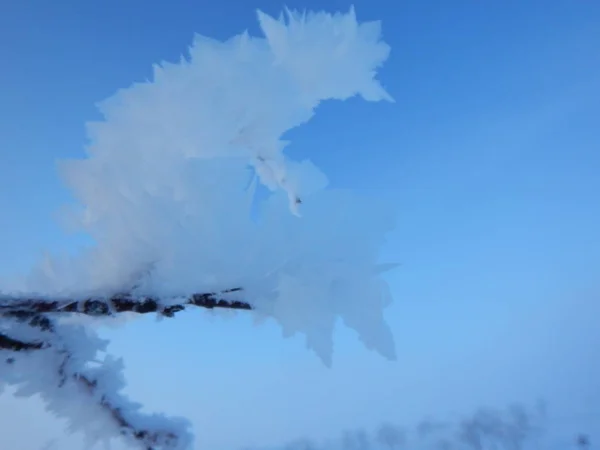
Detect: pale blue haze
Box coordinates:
(1, 1, 599, 449)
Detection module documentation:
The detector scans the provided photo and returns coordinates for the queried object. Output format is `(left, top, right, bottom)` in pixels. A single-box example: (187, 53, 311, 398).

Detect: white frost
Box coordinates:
(1, 7, 397, 449)
(16, 7, 395, 363)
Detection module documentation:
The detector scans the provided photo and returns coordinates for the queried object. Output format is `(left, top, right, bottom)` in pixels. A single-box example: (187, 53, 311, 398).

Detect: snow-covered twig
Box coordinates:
(0, 332, 44, 352)
(0, 288, 251, 449)
(1, 313, 193, 449)
(1, 6, 397, 449)
(0, 287, 250, 319)
(66, 371, 181, 450)
(0, 288, 250, 448)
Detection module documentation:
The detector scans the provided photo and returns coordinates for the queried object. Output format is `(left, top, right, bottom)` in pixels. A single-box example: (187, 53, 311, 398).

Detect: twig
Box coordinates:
(73, 371, 178, 450)
(0, 288, 248, 448)
(0, 333, 44, 352)
(0, 288, 251, 318)
(0, 334, 178, 449)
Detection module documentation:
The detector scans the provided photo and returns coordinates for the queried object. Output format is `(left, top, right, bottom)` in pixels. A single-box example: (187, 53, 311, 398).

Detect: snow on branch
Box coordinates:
(0, 332, 44, 352)
(0, 289, 251, 449)
(1, 311, 194, 449)
(1, 332, 180, 449)
(1, 6, 396, 450)
(0, 287, 250, 318)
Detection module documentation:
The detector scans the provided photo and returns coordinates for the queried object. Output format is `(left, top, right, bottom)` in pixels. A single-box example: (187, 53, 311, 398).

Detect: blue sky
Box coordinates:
(1, 1, 600, 449)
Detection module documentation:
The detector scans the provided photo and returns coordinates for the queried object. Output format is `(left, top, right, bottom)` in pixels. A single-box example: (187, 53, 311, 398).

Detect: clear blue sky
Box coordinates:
(1, 1, 599, 449)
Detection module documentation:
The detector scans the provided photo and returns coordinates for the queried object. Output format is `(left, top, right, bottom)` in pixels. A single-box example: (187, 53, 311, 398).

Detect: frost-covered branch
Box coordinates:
(1, 315, 192, 449)
(0, 332, 44, 352)
(1, 6, 397, 450)
(0, 288, 250, 448)
(62, 370, 182, 450)
(0, 287, 250, 319)
(0, 288, 250, 354)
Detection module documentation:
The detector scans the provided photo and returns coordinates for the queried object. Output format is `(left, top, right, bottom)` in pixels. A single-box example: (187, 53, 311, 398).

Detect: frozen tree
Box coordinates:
(376, 423, 406, 450)
(457, 406, 539, 450)
(0, 7, 395, 450)
(284, 437, 320, 450)
(248, 404, 545, 450)
(577, 434, 591, 450)
(342, 430, 372, 450)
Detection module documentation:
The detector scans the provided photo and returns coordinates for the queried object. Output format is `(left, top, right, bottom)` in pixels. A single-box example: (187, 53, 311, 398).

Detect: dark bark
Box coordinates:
(73, 371, 178, 450)
(1, 288, 252, 448)
(0, 333, 44, 352)
(0, 331, 178, 450)
(0, 287, 251, 319)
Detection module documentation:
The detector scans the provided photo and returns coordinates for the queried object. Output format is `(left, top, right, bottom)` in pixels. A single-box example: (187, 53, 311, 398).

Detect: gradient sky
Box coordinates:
(1, 1, 600, 449)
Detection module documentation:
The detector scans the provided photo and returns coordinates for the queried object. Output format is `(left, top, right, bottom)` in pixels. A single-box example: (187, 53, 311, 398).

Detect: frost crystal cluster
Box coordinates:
(1, 8, 395, 449)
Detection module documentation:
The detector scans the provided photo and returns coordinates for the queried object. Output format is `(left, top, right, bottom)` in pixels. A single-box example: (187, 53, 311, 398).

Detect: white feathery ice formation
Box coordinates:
(1, 7, 396, 449)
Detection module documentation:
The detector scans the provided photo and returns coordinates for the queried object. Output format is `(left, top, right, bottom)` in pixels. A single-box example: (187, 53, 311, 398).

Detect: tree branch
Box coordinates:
(72, 371, 180, 450)
(1, 288, 248, 448)
(0, 288, 251, 318)
(1, 333, 181, 449)
(0, 333, 44, 352)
